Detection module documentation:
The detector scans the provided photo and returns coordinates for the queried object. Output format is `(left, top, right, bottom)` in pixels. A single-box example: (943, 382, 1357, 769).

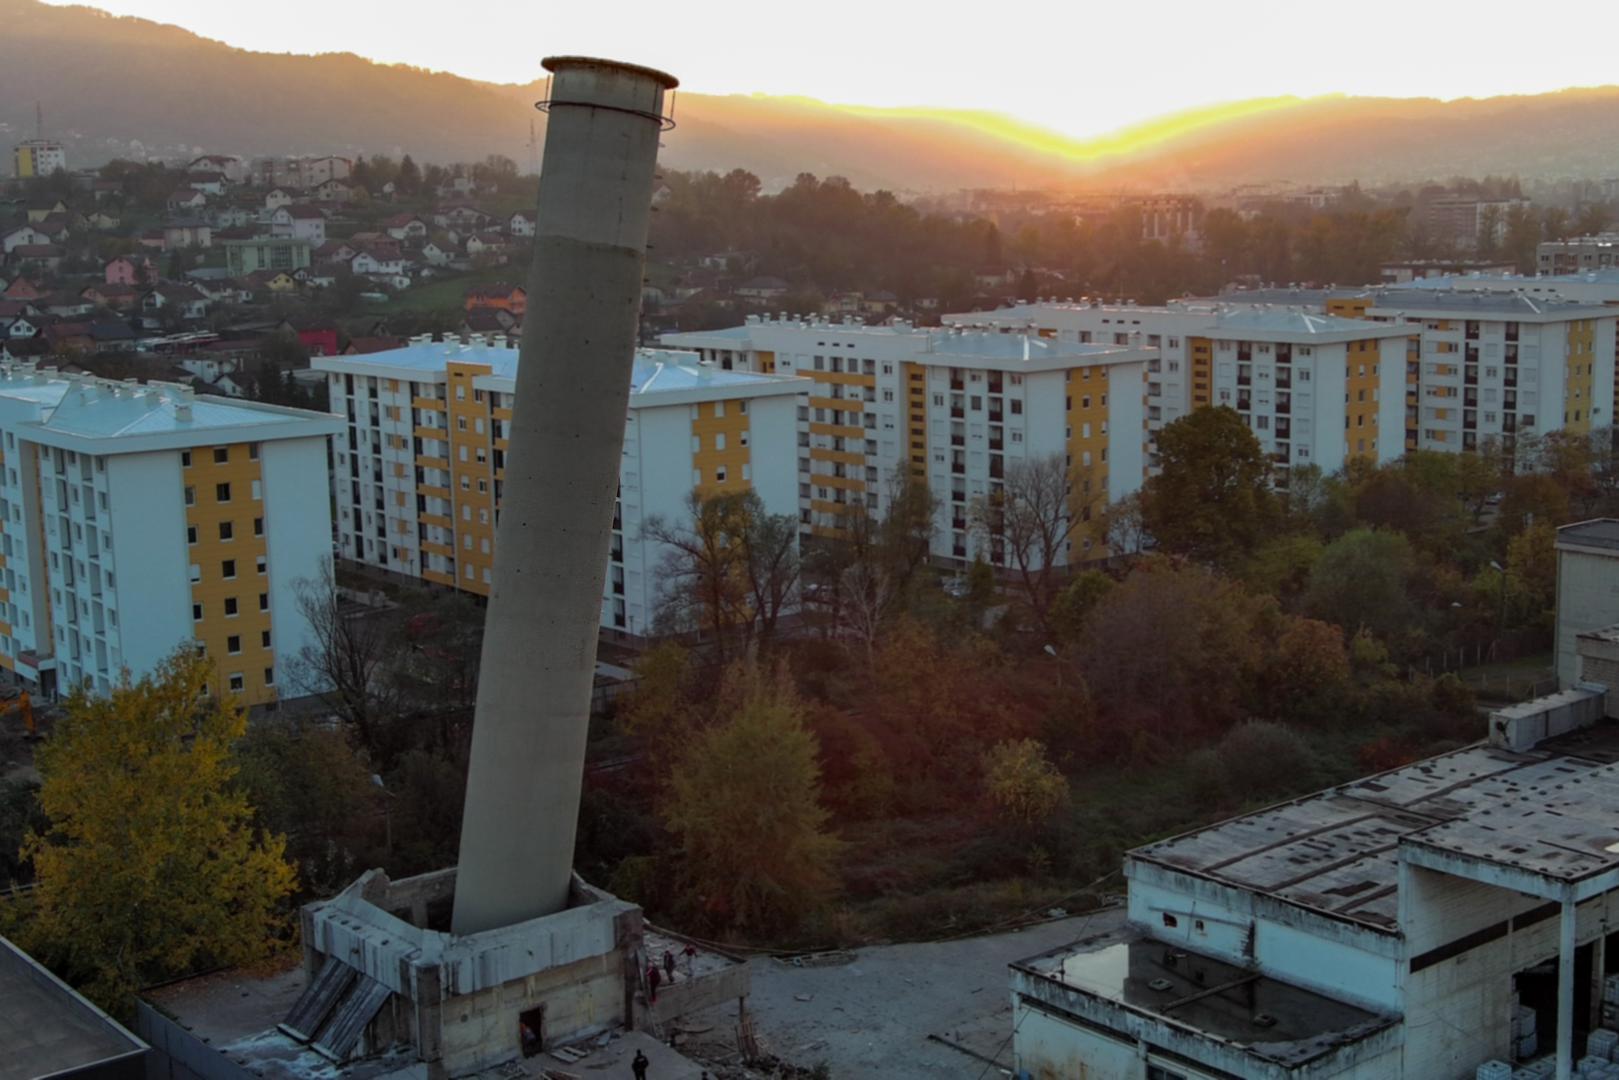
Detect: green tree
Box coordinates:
(1304, 528, 1417, 643)
(982, 738, 1069, 830)
(22, 652, 297, 1012)
(1140, 407, 1275, 567)
(663, 667, 839, 933)
(1049, 569, 1115, 643)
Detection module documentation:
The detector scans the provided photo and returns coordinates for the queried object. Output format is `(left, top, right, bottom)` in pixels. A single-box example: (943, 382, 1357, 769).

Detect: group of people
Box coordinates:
(643, 943, 699, 1004)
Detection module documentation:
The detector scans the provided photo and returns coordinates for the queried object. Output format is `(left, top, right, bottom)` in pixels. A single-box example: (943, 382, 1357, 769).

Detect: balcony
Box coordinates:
(950, 407, 964, 420)
(988, 410, 1003, 423)
(951, 434, 965, 447)
(989, 437, 1004, 451)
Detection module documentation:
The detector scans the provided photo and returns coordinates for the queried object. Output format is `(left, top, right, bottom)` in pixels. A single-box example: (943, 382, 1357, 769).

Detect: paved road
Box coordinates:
(696, 905, 1125, 1078)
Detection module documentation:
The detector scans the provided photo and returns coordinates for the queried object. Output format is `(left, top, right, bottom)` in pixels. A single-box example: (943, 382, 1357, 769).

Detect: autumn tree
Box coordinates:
(663, 666, 839, 933)
(23, 652, 298, 1012)
(288, 559, 396, 752)
(1304, 528, 1419, 644)
(1140, 407, 1275, 567)
(646, 489, 800, 661)
(813, 471, 938, 663)
(971, 452, 1079, 637)
(982, 738, 1070, 831)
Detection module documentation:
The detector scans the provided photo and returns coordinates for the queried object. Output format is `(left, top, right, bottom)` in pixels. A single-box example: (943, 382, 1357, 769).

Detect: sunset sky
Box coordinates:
(45, 0, 1619, 140)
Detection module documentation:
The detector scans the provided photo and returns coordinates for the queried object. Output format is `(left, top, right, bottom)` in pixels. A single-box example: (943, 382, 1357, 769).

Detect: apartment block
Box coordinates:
(1540, 234, 1619, 276)
(221, 237, 313, 277)
(12, 138, 65, 180)
(313, 339, 807, 636)
(663, 316, 1152, 566)
(945, 302, 1410, 477)
(0, 364, 339, 704)
(1225, 288, 1619, 453)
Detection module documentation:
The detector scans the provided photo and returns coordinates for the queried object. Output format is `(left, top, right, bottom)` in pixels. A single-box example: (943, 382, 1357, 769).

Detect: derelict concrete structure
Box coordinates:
(452, 56, 677, 934)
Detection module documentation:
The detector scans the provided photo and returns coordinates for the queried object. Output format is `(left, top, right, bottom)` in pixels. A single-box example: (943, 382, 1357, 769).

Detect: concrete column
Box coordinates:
(1559, 898, 1576, 1080)
(452, 56, 676, 936)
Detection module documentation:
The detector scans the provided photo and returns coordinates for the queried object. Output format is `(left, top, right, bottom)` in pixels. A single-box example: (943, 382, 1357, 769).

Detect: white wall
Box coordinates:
(106, 451, 192, 677)
(628, 404, 696, 634)
(262, 437, 335, 694)
(1378, 337, 1408, 462)
(1556, 546, 1619, 687)
(1106, 361, 1146, 502)
(748, 394, 801, 521)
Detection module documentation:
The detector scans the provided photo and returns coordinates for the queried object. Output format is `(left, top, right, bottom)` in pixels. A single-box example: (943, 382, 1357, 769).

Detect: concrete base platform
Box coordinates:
(500, 1031, 707, 1080)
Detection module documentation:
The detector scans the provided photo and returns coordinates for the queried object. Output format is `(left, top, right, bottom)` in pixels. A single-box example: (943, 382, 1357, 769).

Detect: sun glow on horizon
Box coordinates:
(33, 0, 1619, 147)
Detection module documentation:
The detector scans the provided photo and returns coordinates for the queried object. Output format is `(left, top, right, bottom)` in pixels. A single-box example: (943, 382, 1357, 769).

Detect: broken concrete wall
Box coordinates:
(439, 949, 629, 1075)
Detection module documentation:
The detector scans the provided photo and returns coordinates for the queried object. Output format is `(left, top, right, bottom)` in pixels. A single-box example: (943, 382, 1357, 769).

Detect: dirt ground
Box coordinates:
(682, 904, 1126, 1078)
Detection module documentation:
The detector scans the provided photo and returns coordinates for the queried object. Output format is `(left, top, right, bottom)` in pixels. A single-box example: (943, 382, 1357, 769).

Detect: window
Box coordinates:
(224, 597, 239, 616)
(1162, 913, 1179, 928)
(253, 517, 264, 537)
(227, 635, 241, 655)
(264, 667, 275, 686)
(221, 559, 236, 579)
(248, 442, 260, 461)
(215, 482, 231, 502)
(213, 447, 229, 464)
(261, 630, 271, 648)
(186, 525, 198, 545)
(181, 450, 192, 467)
(184, 486, 195, 506)
(192, 603, 203, 621)
(218, 521, 233, 541)
(256, 555, 267, 575)
(715, 466, 728, 484)
(228, 673, 244, 692)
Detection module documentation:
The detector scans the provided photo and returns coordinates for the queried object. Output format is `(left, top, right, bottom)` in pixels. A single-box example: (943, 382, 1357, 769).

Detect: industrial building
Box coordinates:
(663, 316, 1153, 564)
(0, 363, 338, 705)
(943, 301, 1410, 476)
(1013, 680, 1619, 1077)
(314, 338, 807, 636)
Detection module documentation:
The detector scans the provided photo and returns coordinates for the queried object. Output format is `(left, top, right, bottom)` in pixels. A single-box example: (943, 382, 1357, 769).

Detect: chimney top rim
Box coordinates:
(542, 55, 678, 90)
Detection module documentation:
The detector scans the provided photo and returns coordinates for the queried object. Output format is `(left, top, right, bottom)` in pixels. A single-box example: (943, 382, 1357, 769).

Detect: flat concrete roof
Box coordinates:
(1558, 518, 1619, 553)
(1014, 931, 1395, 1068)
(0, 933, 145, 1080)
(1132, 722, 1619, 932)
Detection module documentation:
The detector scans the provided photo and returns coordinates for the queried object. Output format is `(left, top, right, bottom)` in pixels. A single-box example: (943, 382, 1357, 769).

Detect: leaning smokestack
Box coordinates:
(452, 56, 676, 935)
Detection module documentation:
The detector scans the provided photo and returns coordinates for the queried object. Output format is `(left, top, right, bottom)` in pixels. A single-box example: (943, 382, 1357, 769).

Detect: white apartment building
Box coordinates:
(313, 339, 807, 637)
(945, 302, 1410, 475)
(1222, 288, 1619, 453)
(663, 317, 1153, 567)
(0, 364, 339, 705)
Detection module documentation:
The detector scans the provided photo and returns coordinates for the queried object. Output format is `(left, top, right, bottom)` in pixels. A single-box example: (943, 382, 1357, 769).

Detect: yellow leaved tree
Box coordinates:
(22, 650, 298, 1013)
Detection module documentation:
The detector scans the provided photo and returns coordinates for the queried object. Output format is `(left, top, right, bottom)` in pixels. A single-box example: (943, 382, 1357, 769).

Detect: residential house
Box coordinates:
(88, 321, 137, 351)
(222, 237, 312, 276)
(508, 211, 535, 238)
(736, 275, 790, 300)
(460, 308, 517, 335)
(382, 213, 428, 242)
(23, 198, 69, 224)
(244, 270, 299, 294)
(79, 284, 138, 312)
(419, 241, 451, 266)
(8, 246, 63, 274)
(84, 209, 120, 230)
(269, 205, 326, 246)
(264, 188, 296, 212)
(104, 254, 158, 287)
(314, 240, 357, 264)
(312, 179, 352, 204)
(31, 214, 72, 243)
(464, 232, 509, 260)
(1, 225, 48, 254)
(141, 284, 210, 322)
(42, 321, 94, 353)
(162, 220, 214, 250)
(464, 284, 526, 318)
(4, 314, 41, 339)
(277, 318, 339, 357)
(864, 290, 898, 315)
(136, 230, 167, 251)
(211, 206, 256, 229)
(188, 154, 247, 183)
(434, 204, 490, 230)
(298, 264, 342, 289)
(186, 172, 226, 197)
(3, 278, 42, 300)
(167, 188, 208, 212)
(351, 245, 405, 278)
(39, 293, 95, 318)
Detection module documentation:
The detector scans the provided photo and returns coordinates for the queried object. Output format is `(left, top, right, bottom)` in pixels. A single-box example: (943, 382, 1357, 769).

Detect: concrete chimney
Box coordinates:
(452, 56, 675, 936)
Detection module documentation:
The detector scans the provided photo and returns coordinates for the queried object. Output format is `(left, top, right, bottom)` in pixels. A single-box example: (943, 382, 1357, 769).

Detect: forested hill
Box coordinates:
(5, 0, 1619, 191)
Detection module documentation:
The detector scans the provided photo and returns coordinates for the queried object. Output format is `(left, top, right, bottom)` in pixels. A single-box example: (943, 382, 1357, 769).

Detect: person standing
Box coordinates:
(663, 949, 676, 984)
(631, 1049, 649, 1079)
(646, 962, 661, 1004)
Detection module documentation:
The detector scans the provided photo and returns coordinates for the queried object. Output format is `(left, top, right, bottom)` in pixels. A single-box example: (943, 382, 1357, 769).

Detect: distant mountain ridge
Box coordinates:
(4, 0, 1619, 192)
